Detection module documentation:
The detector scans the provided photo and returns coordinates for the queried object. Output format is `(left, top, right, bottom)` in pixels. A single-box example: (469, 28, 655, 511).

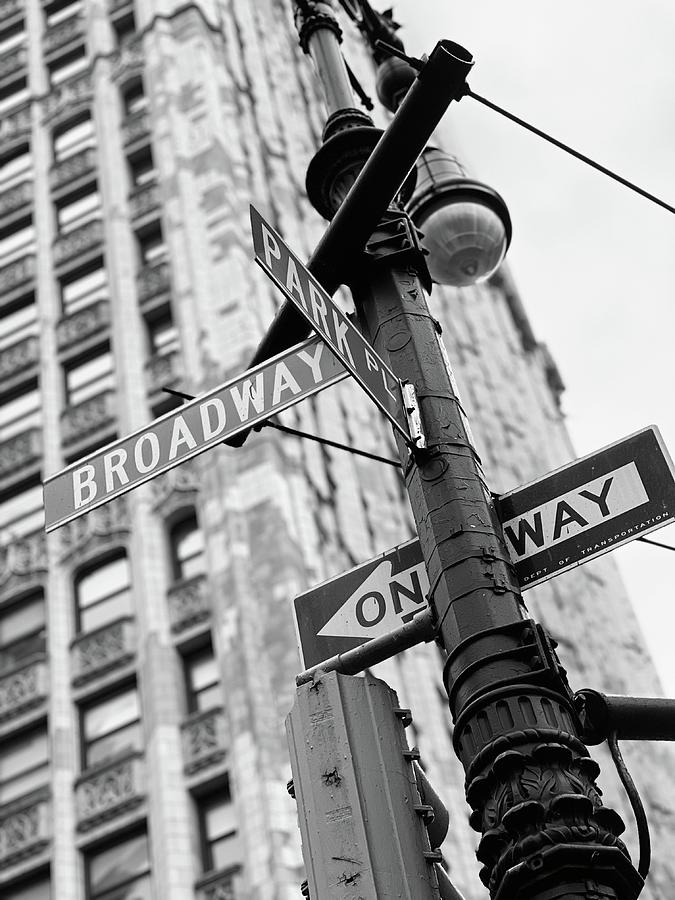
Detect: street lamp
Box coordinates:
(373, 33, 511, 287)
(407, 147, 512, 286)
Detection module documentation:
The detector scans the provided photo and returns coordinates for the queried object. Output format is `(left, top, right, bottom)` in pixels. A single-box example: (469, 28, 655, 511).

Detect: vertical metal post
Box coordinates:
(283, 4, 644, 897)
(349, 213, 643, 900)
(293, 0, 356, 115)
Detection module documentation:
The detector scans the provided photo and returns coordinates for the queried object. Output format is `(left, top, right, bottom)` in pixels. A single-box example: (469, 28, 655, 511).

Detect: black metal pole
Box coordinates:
(350, 214, 643, 900)
(576, 689, 675, 744)
(282, 4, 644, 897)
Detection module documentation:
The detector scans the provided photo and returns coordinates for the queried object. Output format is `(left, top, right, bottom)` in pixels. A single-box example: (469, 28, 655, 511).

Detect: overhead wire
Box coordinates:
(464, 88, 675, 217)
(161, 388, 401, 467)
(608, 731, 651, 882)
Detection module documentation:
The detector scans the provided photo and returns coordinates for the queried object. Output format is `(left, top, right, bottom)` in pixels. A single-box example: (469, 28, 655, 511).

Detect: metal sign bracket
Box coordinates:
(401, 382, 426, 450)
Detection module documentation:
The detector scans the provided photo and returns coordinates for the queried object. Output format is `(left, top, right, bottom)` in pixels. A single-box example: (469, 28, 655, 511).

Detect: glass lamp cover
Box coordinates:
(420, 200, 508, 287)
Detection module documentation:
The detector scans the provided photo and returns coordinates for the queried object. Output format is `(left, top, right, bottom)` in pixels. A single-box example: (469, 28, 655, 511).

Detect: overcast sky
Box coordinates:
(393, 1, 675, 695)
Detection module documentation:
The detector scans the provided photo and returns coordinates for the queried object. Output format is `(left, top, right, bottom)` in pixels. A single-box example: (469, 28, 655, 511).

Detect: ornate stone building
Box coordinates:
(0, 2, 673, 899)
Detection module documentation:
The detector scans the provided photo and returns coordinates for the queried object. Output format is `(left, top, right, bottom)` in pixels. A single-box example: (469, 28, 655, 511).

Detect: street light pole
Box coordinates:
(351, 214, 640, 900)
(286, 2, 644, 897)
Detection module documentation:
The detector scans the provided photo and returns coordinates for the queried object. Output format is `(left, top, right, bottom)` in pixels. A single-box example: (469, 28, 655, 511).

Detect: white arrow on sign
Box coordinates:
(317, 557, 430, 640)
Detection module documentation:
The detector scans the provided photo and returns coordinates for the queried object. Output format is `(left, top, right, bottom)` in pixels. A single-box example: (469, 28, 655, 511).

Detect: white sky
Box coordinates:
(393, 0, 675, 695)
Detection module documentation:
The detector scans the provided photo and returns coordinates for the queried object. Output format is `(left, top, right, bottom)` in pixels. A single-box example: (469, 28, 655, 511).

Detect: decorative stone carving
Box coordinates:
(152, 456, 200, 515)
(121, 110, 150, 147)
(0, 791, 50, 869)
(61, 389, 115, 445)
(0, 179, 32, 220)
(196, 869, 242, 900)
(56, 299, 110, 352)
(0, 531, 47, 597)
(0, 44, 26, 86)
(42, 71, 92, 124)
(137, 259, 170, 306)
(0, 335, 39, 381)
(167, 574, 210, 633)
(43, 12, 83, 57)
(0, 102, 30, 146)
(59, 496, 130, 563)
(76, 753, 145, 831)
(111, 36, 144, 83)
(53, 219, 103, 266)
(181, 707, 228, 774)
(50, 145, 96, 192)
(0, 428, 41, 482)
(0, 659, 48, 723)
(71, 617, 136, 685)
(145, 350, 182, 395)
(0, 254, 35, 301)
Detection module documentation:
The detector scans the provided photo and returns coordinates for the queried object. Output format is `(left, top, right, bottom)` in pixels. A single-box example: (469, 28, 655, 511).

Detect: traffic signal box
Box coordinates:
(286, 670, 457, 899)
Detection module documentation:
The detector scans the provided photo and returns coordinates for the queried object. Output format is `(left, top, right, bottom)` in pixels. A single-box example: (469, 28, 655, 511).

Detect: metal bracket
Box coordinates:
(401, 381, 426, 450)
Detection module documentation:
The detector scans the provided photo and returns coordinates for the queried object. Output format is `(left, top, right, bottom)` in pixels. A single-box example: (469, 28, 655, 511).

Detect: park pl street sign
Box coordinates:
(294, 539, 430, 669)
(43, 335, 348, 532)
(294, 426, 675, 667)
(250, 205, 414, 446)
(497, 425, 675, 589)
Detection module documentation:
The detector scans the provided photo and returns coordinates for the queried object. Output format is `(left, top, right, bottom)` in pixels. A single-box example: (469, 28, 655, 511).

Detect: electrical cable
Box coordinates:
(465, 88, 675, 217)
(260, 419, 400, 466)
(607, 731, 651, 883)
(161, 388, 400, 467)
(636, 536, 675, 552)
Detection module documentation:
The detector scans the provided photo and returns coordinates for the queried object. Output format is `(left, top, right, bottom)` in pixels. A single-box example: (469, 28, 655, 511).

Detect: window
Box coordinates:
(0, 222, 35, 265)
(60, 264, 107, 316)
(0, 144, 31, 190)
(0, 725, 49, 805)
(0, 299, 37, 350)
(184, 643, 220, 713)
(46, 1, 83, 28)
(0, 480, 44, 541)
(138, 226, 166, 265)
(4, 874, 50, 900)
(0, 80, 29, 115)
(48, 46, 87, 87)
(122, 80, 147, 117)
(0, 591, 46, 673)
(53, 115, 94, 163)
(0, 23, 24, 57)
(170, 514, 205, 581)
(0, 384, 41, 441)
(76, 554, 132, 633)
(113, 13, 136, 49)
(65, 347, 114, 406)
(56, 188, 100, 234)
(198, 788, 240, 873)
(87, 831, 151, 900)
(81, 685, 141, 769)
(129, 148, 156, 188)
(146, 308, 178, 357)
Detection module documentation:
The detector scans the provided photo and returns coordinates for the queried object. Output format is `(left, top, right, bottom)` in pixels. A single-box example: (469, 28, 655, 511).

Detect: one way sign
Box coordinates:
(294, 540, 429, 669)
(293, 426, 675, 670)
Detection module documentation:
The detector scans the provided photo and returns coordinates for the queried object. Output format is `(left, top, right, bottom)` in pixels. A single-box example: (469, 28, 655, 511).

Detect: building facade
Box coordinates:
(0, 1, 674, 899)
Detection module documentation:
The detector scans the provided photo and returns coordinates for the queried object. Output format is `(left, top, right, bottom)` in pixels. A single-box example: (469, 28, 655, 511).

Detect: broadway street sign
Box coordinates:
(250, 205, 415, 446)
(497, 425, 675, 589)
(43, 335, 348, 532)
(294, 426, 675, 666)
(294, 539, 429, 669)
